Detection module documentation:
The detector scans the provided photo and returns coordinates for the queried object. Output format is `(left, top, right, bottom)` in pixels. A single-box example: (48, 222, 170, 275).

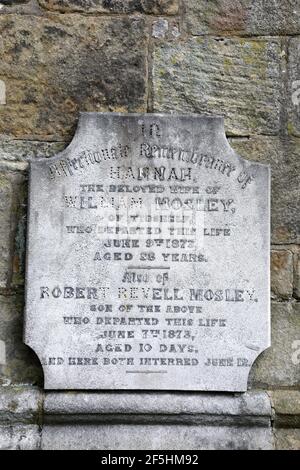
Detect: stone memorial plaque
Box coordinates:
(24, 113, 270, 391)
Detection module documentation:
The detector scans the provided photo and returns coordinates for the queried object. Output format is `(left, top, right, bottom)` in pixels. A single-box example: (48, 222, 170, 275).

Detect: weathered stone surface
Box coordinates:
(0, 1, 30, 5)
(0, 168, 29, 289)
(153, 37, 282, 136)
(270, 390, 300, 428)
(0, 139, 66, 162)
(0, 294, 43, 386)
(11, 178, 27, 288)
(0, 424, 40, 450)
(0, 0, 42, 15)
(42, 423, 274, 450)
(0, 175, 13, 289)
(249, 302, 300, 388)
(25, 113, 270, 391)
(152, 18, 181, 40)
(288, 38, 300, 137)
(295, 251, 300, 299)
(184, 0, 300, 36)
(271, 250, 293, 299)
(38, 0, 179, 14)
(0, 15, 147, 140)
(152, 19, 169, 38)
(0, 140, 68, 288)
(275, 429, 300, 450)
(44, 391, 271, 426)
(230, 137, 300, 244)
(0, 387, 42, 424)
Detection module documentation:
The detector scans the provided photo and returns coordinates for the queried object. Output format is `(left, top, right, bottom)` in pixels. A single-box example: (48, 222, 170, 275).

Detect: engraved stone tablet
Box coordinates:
(25, 113, 270, 391)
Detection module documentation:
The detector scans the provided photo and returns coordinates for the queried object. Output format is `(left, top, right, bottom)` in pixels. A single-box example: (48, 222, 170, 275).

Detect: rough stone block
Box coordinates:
(184, 0, 300, 36)
(38, 0, 179, 14)
(11, 179, 27, 289)
(0, 175, 13, 289)
(153, 37, 282, 136)
(295, 251, 300, 299)
(0, 1, 30, 5)
(0, 139, 66, 162)
(0, 424, 40, 450)
(0, 387, 42, 424)
(271, 250, 293, 299)
(0, 140, 69, 288)
(0, 294, 43, 387)
(274, 429, 300, 450)
(0, 140, 68, 286)
(0, 14, 148, 140)
(270, 390, 300, 428)
(0, 1, 41, 15)
(249, 302, 300, 389)
(0, 168, 29, 288)
(287, 37, 300, 137)
(230, 137, 300, 244)
(42, 423, 274, 450)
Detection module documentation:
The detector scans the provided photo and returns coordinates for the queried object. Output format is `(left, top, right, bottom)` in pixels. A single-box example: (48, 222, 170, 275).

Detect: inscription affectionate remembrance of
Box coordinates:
(25, 113, 270, 391)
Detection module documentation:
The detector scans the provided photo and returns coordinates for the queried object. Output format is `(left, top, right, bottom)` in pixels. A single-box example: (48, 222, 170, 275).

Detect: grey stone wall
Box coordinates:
(0, 0, 299, 449)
